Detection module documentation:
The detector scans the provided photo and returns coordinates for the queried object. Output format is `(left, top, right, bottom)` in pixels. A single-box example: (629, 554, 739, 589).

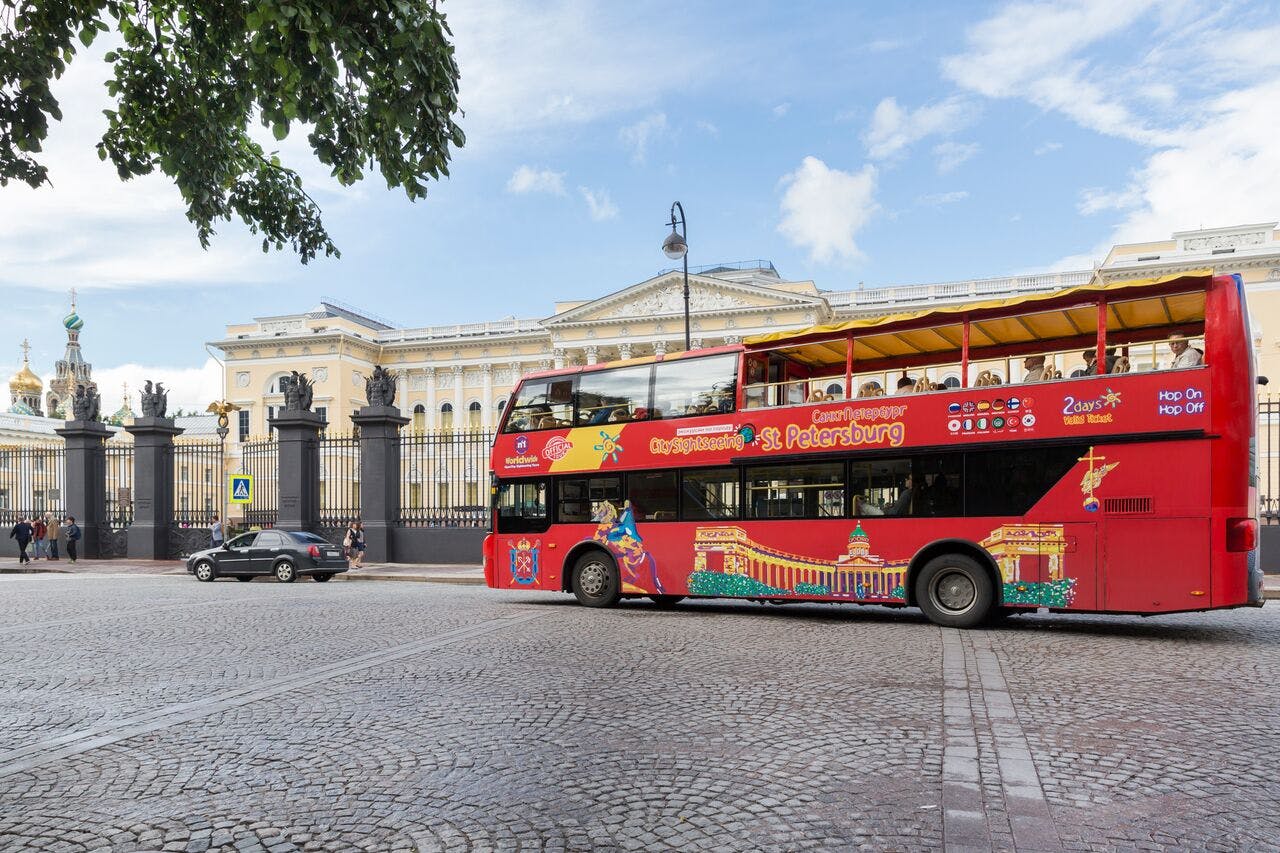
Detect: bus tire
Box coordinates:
(647, 595, 685, 608)
(571, 552, 621, 608)
(914, 553, 994, 628)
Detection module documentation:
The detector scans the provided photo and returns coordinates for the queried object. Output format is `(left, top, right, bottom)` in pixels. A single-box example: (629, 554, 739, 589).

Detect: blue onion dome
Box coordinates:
(63, 312, 84, 331)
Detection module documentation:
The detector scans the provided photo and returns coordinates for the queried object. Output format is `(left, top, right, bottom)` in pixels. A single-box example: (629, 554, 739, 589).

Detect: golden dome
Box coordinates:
(9, 339, 42, 395)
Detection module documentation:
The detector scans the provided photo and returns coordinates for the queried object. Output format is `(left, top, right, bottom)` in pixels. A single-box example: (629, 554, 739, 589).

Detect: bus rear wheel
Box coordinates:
(915, 553, 995, 629)
(571, 552, 621, 608)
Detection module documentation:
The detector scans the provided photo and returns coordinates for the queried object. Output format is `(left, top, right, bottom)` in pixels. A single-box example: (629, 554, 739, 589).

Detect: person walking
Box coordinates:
(9, 517, 33, 564)
(45, 514, 60, 561)
(342, 522, 356, 562)
(32, 516, 47, 560)
(353, 521, 366, 568)
(64, 515, 81, 563)
(210, 514, 224, 549)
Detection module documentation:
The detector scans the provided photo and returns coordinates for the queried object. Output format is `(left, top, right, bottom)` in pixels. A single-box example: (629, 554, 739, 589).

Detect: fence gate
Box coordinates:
(320, 432, 360, 528)
(399, 429, 493, 528)
(240, 438, 279, 529)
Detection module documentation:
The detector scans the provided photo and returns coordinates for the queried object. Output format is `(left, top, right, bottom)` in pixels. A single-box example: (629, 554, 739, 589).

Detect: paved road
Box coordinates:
(1, 575, 1278, 852)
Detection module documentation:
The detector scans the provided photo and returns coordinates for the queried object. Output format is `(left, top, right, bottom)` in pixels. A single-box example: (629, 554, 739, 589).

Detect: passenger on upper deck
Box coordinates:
(896, 376, 916, 394)
(1168, 333, 1203, 369)
(1023, 355, 1047, 382)
(1083, 347, 1118, 376)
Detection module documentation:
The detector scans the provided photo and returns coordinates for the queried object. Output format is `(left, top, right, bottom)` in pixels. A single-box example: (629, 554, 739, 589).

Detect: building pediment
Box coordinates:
(546, 272, 828, 327)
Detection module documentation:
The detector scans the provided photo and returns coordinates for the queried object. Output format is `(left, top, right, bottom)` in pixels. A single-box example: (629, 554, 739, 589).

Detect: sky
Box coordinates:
(4, 0, 1280, 413)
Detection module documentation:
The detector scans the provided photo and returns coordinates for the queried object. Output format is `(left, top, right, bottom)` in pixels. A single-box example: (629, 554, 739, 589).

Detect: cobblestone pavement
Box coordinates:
(1, 575, 1278, 852)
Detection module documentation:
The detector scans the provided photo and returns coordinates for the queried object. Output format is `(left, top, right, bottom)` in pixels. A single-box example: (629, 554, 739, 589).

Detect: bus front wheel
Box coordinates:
(571, 552, 621, 608)
(915, 553, 995, 628)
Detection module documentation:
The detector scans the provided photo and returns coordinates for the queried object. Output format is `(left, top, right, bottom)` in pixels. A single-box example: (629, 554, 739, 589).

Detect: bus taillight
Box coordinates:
(1227, 518, 1257, 552)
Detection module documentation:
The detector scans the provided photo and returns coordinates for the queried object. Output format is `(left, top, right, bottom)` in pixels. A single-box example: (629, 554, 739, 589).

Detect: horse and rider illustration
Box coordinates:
(591, 500, 664, 594)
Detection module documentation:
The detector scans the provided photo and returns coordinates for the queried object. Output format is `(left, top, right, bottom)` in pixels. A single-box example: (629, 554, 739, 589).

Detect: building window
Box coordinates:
(413, 404, 426, 433)
(468, 401, 482, 428)
(180, 465, 189, 483)
(440, 402, 454, 431)
(315, 406, 327, 433)
(238, 410, 250, 442)
(204, 468, 212, 484)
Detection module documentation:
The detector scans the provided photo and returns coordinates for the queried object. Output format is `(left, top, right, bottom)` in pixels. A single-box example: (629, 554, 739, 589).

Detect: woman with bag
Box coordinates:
(342, 522, 356, 562)
(353, 522, 366, 568)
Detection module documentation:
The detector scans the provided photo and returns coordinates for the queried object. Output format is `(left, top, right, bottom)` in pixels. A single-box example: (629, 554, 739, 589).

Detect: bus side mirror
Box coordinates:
(1259, 376, 1269, 386)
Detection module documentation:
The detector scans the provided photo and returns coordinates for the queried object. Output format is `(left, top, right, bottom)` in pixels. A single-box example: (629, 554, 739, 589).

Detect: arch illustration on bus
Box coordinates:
(483, 271, 1264, 627)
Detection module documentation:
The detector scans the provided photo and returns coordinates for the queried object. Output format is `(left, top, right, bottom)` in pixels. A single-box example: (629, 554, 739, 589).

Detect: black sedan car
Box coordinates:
(187, 529, 348, 583)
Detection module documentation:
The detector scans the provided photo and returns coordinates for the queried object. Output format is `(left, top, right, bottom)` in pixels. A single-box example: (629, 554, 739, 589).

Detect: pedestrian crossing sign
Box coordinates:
(229, 474, 254, 504)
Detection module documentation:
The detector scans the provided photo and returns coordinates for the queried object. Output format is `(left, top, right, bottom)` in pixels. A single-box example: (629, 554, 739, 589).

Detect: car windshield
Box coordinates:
(227, 533, 257, 548)
(290, 532, 330, 545)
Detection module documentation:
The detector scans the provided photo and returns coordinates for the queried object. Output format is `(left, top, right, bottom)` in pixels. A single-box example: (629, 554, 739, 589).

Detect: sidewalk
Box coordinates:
(0, 558, 485, 585)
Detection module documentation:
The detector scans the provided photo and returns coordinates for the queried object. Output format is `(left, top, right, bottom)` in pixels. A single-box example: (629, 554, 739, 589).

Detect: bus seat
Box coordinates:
(1113, 356, 1131, 373)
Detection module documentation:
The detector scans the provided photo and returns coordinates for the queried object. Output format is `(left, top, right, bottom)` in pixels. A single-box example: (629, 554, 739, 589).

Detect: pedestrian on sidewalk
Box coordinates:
(64, 516, 81, 563)
(210, 514, 223, 549)
(353, 521, 366, 568)
(32, 516, 47, 560)
(342, 521, 356, 563)
(9, 517, 33, 564)
(45, 514, 60, 561)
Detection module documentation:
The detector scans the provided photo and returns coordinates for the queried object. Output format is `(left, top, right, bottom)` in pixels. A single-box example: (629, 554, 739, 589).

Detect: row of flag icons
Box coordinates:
(947, 397, 1026, 415)
(948, 413, 1037, 432)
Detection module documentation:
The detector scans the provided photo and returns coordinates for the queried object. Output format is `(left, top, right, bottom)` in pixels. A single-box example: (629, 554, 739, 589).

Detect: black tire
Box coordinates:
(274, 560, 297, 584)
(236, 575, 254, 583)
(312, 573, 332, 583)
(193, 560, 216, 582)
(914, 553, 995, 628)
(571, 552, 621, 608)
(647, 595, 685, 608)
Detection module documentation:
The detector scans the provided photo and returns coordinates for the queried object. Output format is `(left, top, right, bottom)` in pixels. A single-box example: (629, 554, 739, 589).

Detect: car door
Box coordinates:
(250, 530, 288, 573)
(218, 532, 258, 573)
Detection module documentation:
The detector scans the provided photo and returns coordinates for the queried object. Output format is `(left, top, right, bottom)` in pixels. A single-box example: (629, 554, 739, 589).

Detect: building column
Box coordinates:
(654, 341, 667, 357)
(481, 364, 494, 429)
(452, 365, 464, 427)
(584, 346, 599, 366)
(724, 335, 742, 345)
(553, 348, 566, 369)
(618, 343, 632, 360)
(690, 338, 703, 350)
(424, 369, 437, 430)
(124, 416, 184, 559)
(54, 419, 110, 559)
(270, 409, 326, 532)
(351, 403, 409, 563)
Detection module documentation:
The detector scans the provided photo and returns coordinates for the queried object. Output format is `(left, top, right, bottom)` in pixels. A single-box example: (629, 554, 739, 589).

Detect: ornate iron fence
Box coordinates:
(240, 438, 278, 528)
(1261, 397, 1280, 523)
(174, 441, 221, 527)
(320, 432, 360, 526)
(104, 441, 133, 529)
(399, 429, 493, 528)
(0, 445, 65, 528)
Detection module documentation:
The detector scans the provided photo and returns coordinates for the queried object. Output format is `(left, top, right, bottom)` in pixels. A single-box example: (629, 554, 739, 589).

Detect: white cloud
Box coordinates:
(773, 102, 791, 118)
(934, 141, 979, 173)
(579, 187, 619, 221)
(777, 157, 878, 263)
(1034, 141, 1063, 155)
(864, 96, 972, 160)
(696, 120, 720, 136)
(618, 112, 669, 164)
(91, 358, 224, 416)
(506, 165, 566, 195)
(919, 191, 970, 207)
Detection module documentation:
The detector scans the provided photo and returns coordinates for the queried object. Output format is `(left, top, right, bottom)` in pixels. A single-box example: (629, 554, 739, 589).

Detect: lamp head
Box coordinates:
(662, 227, 688, 260)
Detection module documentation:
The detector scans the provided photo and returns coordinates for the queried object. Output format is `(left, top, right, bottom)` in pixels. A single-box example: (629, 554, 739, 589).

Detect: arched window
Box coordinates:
(468, 401, 482, 428)
(825, 382, 843, 398)
(440, 402, 454, 431)
(266, 373, 292, 395)
(942, 375, 960, 389)
(412, 404, 426, 433)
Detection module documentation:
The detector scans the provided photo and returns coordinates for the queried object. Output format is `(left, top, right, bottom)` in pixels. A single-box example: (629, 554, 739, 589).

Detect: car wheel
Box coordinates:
(647, 595, 685, 608)
(914, 553, 995, 629)
(193, 560, 215, 583)
(571, 552, 621, 608)
(312, 573, 332, 583)
(236, 576, 254, 583)
(274, 561, 297, 584)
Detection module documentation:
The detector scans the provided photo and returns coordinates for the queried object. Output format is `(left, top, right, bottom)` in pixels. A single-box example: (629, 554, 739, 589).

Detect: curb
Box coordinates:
(0, 567, 71, 574)
(336, 573, 485, 586)
(1266, 588, 1280, 601)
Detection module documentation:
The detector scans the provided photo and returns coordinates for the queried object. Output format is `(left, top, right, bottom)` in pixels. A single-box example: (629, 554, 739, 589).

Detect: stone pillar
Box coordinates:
(584, 345, 599, 366)
(481, 365, 494, 429)
(54, 420, 110, 559)
(269, 410, 325, 532)
(553, 348, 566, 369)
(350, 405, 409, 563)
(452, 365, 464, 428)
(424, 369, 437, 430)
(654, 340, 667, 357)
(124, 416, 184, 559)
(618, 343, 632, 360)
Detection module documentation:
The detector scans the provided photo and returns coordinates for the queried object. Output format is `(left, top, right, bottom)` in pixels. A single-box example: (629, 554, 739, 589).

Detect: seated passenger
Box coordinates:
(852, 490, 884, 516)
(884, 474, 912, 516)
(1083, 347, 1118, 376)
(896, 376, 916, 394)
(1023, 355, 1047, 382)
(1168, 333, 1203, 369)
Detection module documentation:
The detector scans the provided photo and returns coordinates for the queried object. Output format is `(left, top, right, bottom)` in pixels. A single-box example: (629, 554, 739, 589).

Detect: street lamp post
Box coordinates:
(207, 400, 239, 537)
(661, 201, 691, 351)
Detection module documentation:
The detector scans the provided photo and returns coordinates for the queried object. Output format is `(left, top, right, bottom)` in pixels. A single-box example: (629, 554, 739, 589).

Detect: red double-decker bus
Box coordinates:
(483, 271, 1264, 627)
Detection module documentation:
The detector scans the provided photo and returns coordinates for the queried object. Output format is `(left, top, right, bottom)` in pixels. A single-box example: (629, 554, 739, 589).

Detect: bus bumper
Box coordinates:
(483, 534, 496, 588)
(1247, 549, 1265, 606)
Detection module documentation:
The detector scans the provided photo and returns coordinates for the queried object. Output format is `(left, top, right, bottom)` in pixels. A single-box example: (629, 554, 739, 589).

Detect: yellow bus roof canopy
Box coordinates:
(746, 270, 1211, 368)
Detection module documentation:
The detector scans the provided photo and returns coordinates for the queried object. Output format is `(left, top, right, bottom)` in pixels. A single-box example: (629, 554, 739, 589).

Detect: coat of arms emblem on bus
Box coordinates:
(593, 500, 663, 594)
(1078, 446, 1118, 512)
(509, 538, 542, 586)
(688, 523, 1076, 608)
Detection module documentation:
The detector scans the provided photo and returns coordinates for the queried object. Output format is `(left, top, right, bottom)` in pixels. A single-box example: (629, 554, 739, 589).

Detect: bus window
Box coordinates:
(850, 459, 909, 516)
(496, 479, 550, 533)
(576, 364, 652, 426)
(964, 446, 1084, 516)
(914, 454, 963, 517)
(652, 353, 738, 419)
(557, 476, 622, 523)
(745, 462, 844, 519)
(503, 377, 576, 432)
(627, 471, 679, 521)
(682, 468, 740, 520)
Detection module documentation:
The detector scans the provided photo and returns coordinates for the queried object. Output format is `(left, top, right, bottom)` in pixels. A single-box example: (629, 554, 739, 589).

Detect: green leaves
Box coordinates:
(0, 0, 465, 263)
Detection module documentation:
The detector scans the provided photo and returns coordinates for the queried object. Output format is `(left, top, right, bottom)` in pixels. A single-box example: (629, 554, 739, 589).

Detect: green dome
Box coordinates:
(63, 312, 84, 331)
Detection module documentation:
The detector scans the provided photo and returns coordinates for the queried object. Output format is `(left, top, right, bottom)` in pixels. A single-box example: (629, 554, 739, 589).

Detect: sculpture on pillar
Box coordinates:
(71, 383, 100, 421)
(140, 380, 169, 417)
(364, 365, 398, 407)
(283, 371, 314, 412)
